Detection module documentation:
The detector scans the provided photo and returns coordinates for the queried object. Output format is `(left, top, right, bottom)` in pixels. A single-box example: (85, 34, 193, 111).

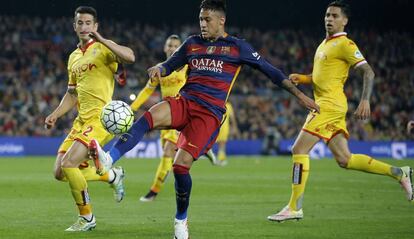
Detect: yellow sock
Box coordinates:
(62, 168, 92, 216)
(346, 154, 402, 180)
(150, 156, 173, 193)
(288, 154, 310, 211)
(80, 166, 109, 182)
(218, 150, 226, 161)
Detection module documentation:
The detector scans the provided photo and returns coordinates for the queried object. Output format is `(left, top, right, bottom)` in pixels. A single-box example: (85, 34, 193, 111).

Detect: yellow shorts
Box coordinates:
(302, 109, 349, 142)
(58, 116, 113, 154)
(216, 117, 230, 143)
(160, 129, 179, 146)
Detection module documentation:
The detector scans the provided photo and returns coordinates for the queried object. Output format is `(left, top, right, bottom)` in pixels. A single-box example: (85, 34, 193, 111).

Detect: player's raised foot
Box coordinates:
(88, 139, 112, 175)
(174, 218, 189, 239)
(65, 215, 96, 232)
(204, 148, 219, 165)
(140, 190, 158, 202)
(399, 166, 413, 201)
(267, 206, 303, 222)
(110, 167, 125, 202)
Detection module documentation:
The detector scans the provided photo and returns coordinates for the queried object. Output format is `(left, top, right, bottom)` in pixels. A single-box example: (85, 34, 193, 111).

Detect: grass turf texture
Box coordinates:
(0, 156, 413, 239)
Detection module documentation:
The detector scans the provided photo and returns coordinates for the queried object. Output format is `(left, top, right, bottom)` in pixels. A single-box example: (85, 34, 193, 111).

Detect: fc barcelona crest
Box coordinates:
(206, 46, 216, 54)
(221, 46, 230, 55)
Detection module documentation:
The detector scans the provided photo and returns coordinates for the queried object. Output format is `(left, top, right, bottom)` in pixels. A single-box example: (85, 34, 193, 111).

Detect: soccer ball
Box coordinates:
(100, 100, 134, 135)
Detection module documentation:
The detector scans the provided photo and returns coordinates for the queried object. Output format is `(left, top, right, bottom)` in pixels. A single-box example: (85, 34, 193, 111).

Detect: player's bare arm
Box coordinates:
(45, 89, 78, 129)
(354, 63, 375, 120)
(280, 79, 320, 113)
(89, 31, 135, 64)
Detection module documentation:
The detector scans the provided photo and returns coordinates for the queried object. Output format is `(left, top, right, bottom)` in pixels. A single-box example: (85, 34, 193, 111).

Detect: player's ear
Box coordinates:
(220, 16, 226, 27)
(94, 22, 99, 31)
(343, 17, 348, 27)
(73, 22, 76, 31)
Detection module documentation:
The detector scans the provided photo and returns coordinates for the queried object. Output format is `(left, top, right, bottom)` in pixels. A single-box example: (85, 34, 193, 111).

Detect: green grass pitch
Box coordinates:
(0, 156, 413, 239)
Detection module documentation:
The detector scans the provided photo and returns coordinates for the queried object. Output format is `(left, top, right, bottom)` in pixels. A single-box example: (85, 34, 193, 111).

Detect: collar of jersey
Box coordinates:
(326, 32, 347, 41)
(78, 39, 96, 53)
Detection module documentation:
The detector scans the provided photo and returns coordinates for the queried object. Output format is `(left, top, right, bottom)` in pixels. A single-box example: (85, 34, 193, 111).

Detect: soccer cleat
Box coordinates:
(110, 167, 125, 202)
(139, 190, 158, 202)
(65, 215, 96, 232)
(267, 206, 303, 222)
(174, 218, 189, 239)
(399, 166, 413, 201)
(204, 148, 219, 165)
(88, 139, 113, 175)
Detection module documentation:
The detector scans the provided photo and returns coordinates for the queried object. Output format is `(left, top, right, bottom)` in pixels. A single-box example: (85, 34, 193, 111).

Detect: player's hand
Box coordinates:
(89, 30, 105, 42)
(354, 100, 371, 120)
(44, 113, 58, 129)
(147, 65, 162, 80)
(407, 120, 414, 134)
(289, 74, 301, 85)
(298, 94, 320, 113)
(289, 74, 311, 85)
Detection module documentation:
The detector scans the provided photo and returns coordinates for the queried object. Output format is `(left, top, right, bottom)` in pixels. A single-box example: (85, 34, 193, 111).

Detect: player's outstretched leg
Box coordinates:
(89, 139, 113, 175)
(65, 215, 96, 232)
(399, 166, 413, 201)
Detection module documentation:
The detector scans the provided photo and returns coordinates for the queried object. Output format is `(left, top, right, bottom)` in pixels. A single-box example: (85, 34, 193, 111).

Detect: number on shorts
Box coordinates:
(82, 126, 93, 137)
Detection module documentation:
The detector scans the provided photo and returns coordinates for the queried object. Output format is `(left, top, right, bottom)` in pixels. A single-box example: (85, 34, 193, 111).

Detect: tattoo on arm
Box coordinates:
(356, 63, 375, 100)
(280, 79, 303, 97)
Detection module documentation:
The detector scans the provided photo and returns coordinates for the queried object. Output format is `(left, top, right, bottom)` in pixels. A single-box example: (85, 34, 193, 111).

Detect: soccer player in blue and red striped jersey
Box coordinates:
(88, 0, 319, 238)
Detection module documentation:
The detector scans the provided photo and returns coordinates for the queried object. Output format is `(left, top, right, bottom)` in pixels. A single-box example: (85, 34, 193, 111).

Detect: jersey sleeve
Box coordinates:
(103, 40, 119, 64)
(342, 39, 367, 67)
(161, 38, 189, 76)
(67, 55, 76, 90)
(238, 40, 286, 86)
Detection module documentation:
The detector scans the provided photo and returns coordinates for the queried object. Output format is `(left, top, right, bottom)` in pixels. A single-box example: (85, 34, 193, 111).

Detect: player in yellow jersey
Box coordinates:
(131, 35, 217, 202)
(268, 1, 413, 222)
(215, 102, 238, 166)
(44, 6, 135, 231)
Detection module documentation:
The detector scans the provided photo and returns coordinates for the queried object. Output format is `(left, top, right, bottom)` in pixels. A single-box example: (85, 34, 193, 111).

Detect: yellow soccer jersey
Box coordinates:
(67, 40, 118, 121)
(312, 32, 367, 112)
(131, 65, 187, 110)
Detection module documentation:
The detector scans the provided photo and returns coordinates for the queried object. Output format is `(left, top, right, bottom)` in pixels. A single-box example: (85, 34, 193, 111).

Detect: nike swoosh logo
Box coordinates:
(188, 142, 198, 148)
(191, 48, 202, 52)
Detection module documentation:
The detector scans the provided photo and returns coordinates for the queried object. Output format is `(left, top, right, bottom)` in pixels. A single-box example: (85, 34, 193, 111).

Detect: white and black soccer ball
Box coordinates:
(100, 100, 134, 135)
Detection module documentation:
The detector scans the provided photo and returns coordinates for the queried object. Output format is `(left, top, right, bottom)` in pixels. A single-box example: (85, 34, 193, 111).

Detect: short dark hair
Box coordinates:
(328, 1, 350, 18)
(200, 0, 226, 15)
(167, 34, 181, 41)
(74, 6, 98, 22)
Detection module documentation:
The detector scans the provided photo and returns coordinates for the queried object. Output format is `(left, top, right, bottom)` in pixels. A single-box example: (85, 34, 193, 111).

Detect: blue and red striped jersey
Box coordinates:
(161, 34, 286, 119)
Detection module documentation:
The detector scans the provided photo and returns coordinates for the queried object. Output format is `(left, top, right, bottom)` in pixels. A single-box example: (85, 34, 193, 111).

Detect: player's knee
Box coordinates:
(54, 170, 65, 181)
(163, 147, 175, 158)
(291, 144, 306, 154)
(173, 164, 190, 174)
(334, 153, 351, 168)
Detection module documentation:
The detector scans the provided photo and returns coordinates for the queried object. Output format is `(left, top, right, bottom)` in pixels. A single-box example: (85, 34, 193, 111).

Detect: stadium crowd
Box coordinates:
(1, 16, 413, 140)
